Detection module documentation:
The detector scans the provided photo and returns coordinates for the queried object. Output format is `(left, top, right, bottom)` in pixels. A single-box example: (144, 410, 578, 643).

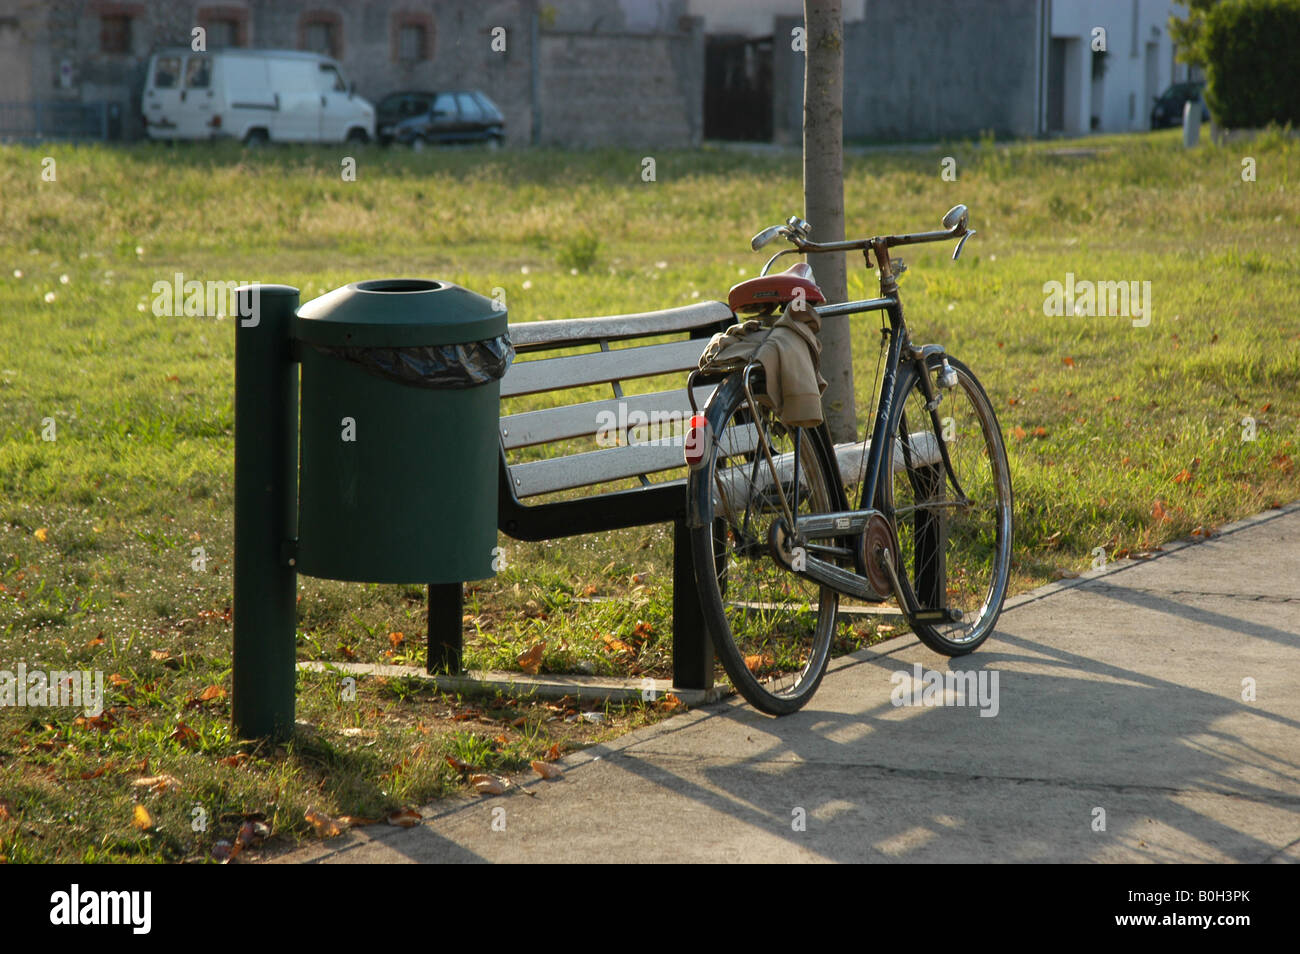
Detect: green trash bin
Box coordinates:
(293, 279, 510, 583)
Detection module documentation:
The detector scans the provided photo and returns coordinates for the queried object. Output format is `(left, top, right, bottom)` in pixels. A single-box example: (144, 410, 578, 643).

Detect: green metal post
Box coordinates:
(233, 284, 300, 741)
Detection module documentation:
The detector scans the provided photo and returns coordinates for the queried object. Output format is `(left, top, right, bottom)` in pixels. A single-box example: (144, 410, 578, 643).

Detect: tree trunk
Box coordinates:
(803, 0, 856, 444)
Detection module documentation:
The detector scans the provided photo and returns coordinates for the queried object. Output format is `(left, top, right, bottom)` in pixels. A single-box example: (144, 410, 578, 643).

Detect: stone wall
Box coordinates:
(537, 20, 704, 147)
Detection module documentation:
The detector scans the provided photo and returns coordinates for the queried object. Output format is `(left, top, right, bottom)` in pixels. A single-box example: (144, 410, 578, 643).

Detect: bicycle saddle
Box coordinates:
(727, 262, 826, 315)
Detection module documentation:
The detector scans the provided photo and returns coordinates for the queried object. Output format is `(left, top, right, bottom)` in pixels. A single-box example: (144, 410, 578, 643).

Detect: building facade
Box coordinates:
(0, 0, 704, 146)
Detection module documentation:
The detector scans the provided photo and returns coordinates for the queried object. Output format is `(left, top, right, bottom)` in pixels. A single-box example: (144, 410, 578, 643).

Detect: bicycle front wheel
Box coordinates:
(882, 354, 1013, 655)
(688, 370, 840, 715)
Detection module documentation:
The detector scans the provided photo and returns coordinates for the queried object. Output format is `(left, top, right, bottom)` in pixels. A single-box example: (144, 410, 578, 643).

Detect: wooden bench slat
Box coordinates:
(510, 441, 691, 498)
(710, 433, 943, 507)
(508, 301, 731, 350)
(500, 386, 715, 450)
(500, 338, 706, 398)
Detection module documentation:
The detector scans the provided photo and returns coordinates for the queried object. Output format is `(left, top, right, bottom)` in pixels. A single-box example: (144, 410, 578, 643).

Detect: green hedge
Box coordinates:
(1203, 0, 1300, 127)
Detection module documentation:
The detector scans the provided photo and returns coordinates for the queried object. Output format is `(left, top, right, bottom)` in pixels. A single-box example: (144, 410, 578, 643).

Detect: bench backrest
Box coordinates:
(500, 301, 732, 502)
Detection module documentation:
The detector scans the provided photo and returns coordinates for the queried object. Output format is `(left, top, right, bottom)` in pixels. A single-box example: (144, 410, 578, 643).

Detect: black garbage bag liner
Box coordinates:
(313, 334, 513, 389)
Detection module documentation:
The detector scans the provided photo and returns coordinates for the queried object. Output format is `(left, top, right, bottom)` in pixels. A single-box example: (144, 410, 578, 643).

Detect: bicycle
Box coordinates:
(682, 205, 1013, 715)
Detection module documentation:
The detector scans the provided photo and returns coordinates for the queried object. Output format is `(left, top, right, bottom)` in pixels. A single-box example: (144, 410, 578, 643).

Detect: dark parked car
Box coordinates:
(1151, 81, 1209, 129)
(376, 90, 504, 149)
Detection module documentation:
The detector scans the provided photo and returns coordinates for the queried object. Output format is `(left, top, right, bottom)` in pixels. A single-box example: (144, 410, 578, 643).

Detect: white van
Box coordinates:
(143, 48, 374, 145)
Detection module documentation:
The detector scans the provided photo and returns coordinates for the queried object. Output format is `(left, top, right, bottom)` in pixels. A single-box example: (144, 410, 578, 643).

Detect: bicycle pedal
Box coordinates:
(912, 607, 964, 624)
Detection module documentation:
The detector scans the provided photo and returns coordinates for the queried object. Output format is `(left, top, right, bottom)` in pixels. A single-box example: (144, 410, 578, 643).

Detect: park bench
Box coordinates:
(424, 298, 949, 694)
(426, 299, 736, 692)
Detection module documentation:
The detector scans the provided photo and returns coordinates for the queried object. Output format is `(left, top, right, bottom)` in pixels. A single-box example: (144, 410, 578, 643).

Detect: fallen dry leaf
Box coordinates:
(305, 808, 345, 838)
(744, 653, 774, 673)
(544, 743, 562, 761)
(131, 804, 154, 831)
(33, 527, 49, 543)
(388, 631, 405, 649)
(86, 636, 104, 648)
(337, 815, 378, 828)
(445, 754, 470, 773)
(211, 841, 235, 863)
(657, 693, 684, 712)
(1012, 426, 1027, 441)
(131, 774, 181, 794)
(601, 633, 637, 655)
(1052, 568, 1081, 580)
(531, 760, 564, 780)
(149, 649, 170, 661)
(516, 642, 545, 675)
(470, 773, 508, 795)
(237, 820, 270, 848)
(386, 807, 423, 827)
(197, 685, 226, 702)
(1062, 356, 1075, 367)
(1172, 469, 1193, 484)
(169, 723, 200, 748)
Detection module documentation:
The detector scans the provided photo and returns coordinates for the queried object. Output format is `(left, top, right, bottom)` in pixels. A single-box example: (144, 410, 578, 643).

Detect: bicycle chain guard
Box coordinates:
(859, 512, 900, 602)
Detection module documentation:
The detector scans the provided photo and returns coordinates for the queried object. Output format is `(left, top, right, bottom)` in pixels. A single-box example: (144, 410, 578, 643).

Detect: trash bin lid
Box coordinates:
(294, 279, 507, 347)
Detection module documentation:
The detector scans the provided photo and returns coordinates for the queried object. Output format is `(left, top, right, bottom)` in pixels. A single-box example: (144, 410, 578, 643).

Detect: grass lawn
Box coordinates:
(0, 130, 1297, 861)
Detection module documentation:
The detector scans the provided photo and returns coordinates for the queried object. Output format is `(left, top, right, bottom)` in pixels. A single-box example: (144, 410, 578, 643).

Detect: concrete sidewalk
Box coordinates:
(272, 504, 1300, 864)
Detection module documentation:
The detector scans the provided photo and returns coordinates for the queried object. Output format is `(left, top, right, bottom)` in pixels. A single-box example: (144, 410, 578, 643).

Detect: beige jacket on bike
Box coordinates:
(697, 302, 828, 427)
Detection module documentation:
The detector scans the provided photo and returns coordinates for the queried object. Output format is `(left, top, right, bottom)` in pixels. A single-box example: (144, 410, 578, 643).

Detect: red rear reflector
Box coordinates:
(209, 114, 222, 128)
(685, 414, 709, 468)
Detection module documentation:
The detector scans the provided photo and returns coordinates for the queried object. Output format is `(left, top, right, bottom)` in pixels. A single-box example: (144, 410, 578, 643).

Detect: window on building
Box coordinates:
(398, 24, 427, 62)
(300, 13, 341, 58)
(205, 19, 239, 47)
(392, 14, 433, 64)
(100, 14, 131, 53)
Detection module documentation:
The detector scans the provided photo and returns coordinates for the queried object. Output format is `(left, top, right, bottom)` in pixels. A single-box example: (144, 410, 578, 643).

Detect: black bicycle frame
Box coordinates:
(812, 289, 910, 515)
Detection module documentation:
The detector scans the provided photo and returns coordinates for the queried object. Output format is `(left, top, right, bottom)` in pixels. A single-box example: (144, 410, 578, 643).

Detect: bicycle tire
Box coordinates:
(881, 354, 1013, 655)
(688, 370, 841, 714)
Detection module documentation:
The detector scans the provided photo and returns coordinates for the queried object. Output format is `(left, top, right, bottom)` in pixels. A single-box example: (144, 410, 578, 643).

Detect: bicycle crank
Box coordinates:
(768, 513, 891, 602)
(878, 544, 966, 626)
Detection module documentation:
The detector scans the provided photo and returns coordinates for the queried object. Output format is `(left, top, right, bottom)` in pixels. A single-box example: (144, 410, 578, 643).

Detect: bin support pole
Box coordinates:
(672, 518, 713, 690)
(233, 284, 300, 741)
(428, 583, 463, 674)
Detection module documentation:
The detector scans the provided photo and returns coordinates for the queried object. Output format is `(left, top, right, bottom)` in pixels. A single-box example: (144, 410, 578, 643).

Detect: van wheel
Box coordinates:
(409, 135, 427, 152)
(485, 136, 501, 151)
(346, 128, 369, 145)
(243, 129, 269, 148)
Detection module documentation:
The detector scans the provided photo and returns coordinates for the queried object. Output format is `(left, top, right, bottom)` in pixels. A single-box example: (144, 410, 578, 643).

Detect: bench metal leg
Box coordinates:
(672, 518, 714, 691)
(428, 582, 463, 675)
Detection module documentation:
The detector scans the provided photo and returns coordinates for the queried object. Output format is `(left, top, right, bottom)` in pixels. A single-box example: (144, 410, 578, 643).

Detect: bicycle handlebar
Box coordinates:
(752, 204, 975, 274)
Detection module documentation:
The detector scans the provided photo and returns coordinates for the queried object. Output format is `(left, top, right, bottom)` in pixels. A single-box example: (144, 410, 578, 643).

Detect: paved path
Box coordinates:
(272, 504, 1300, 863)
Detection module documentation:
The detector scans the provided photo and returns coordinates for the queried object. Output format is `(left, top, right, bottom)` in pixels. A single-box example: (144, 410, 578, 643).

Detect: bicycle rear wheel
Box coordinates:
(882, 354, 1012, 655)
(688, 370, 840, 714)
